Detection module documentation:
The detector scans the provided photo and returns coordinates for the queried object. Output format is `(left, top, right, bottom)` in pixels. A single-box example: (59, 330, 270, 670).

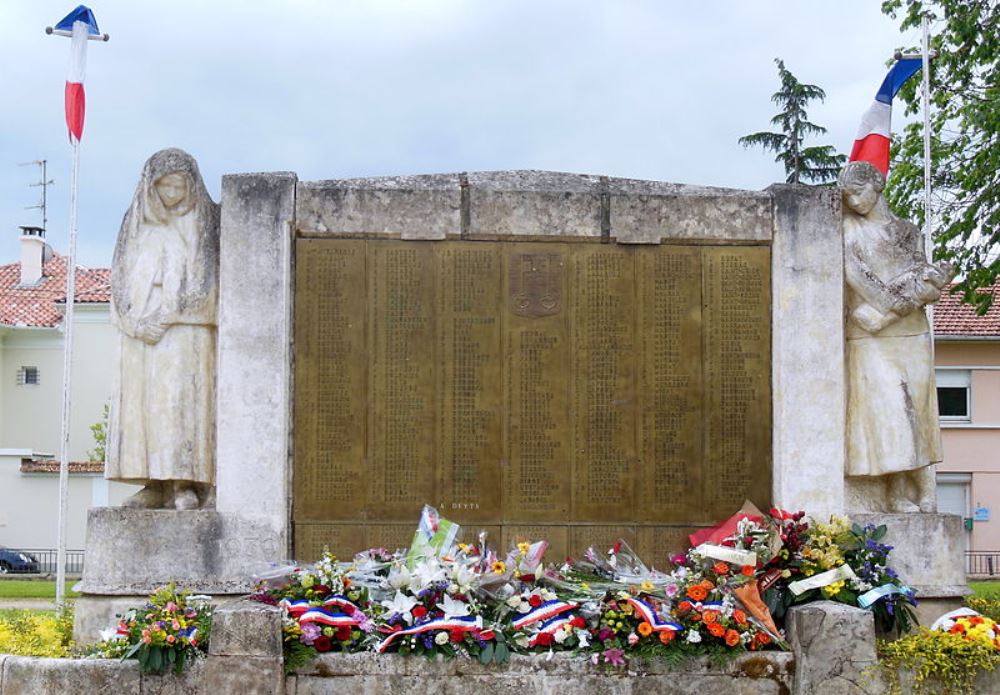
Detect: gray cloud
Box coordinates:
(1, 1, 920, 267)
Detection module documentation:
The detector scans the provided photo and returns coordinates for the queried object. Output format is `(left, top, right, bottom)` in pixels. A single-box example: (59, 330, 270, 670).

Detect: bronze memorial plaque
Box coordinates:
(293, 238, 771, 563)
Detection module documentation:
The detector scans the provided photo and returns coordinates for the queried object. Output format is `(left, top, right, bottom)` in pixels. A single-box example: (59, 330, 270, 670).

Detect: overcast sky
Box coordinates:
(1, 1, 924, 268)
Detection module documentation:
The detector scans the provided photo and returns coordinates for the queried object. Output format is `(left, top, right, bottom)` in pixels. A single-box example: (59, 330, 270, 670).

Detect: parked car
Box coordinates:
(0, 547, 40, 574)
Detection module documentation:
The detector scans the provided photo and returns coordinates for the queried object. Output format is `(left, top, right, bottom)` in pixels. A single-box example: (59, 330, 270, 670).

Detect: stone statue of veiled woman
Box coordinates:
(106, 148, 219, 510)
(840, 161, 954, 513)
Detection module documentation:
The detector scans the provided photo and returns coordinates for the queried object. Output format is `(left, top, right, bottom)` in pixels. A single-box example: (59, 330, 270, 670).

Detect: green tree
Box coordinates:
(882, 0, 999, 312)
(87, 403, 109, 463)
(739, 58, 847, 184)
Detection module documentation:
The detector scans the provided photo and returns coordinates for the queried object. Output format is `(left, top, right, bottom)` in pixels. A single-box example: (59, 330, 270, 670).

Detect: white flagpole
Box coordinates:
(47, 10, 107, 613)
(922, 15, 933, 262)
(921, 15, 935, 351)
(56, 139, 80, 611)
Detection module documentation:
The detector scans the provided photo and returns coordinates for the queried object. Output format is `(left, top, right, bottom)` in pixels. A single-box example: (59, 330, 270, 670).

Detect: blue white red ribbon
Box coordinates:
(298, 607, 360, 627)
(528, 615, 574, 646)
(279, 598, 312, 616)
(323, 595, 365, 614)
(511, 600, 578, 630)
(626, 597, 682, 632)
(280, 595, 366, 620)
(376, 615, 482, 653)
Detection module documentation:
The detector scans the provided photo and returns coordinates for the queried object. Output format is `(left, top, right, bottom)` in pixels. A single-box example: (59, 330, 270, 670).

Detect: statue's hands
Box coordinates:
(916, 281, 942, 304)
(889, 293, 918, 315)
(135, 315, 168, 345)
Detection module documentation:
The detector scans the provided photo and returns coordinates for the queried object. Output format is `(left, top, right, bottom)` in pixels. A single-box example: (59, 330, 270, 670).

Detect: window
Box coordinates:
(16, 366, 39, 386)
(936, 369, 970, 421)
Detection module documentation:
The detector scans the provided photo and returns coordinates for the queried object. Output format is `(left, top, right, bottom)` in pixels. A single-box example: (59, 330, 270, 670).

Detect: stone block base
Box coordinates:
(851, 513, 970, 609)
(79, 508, 284, 595)
(786, 601, 876, 695)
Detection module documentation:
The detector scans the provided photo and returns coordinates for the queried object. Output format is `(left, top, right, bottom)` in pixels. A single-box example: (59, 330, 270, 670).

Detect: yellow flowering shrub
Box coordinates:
(877, 628, 1000, 695)
(966, 596, 1000, 623)
(0, 610, 74, 657)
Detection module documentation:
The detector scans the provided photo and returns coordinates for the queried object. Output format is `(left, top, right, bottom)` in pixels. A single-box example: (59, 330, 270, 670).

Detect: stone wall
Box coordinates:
(18, 598, 968, 695)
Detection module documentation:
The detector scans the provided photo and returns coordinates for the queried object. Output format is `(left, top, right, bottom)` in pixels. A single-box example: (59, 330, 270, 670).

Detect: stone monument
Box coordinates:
(79, 161, 966, 639)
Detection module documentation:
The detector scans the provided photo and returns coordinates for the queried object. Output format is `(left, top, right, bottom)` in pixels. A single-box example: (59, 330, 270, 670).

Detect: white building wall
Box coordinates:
(0, 306, 113, 459)
(0, 304, 138, 550)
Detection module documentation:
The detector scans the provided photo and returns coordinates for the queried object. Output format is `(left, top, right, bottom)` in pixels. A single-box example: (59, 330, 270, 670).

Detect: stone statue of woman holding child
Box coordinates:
(840, 160, 955, 513)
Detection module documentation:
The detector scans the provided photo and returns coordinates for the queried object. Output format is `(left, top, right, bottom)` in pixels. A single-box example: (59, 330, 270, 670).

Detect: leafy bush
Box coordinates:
(0, 608, 74, 657)
(965, 596, 1000, 624)
(878, 628, 1000, 695)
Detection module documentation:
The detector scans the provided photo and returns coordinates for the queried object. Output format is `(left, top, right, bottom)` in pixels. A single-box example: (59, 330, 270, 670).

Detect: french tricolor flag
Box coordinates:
(848, 58, 922, 175)
(54, 6, 102, 143)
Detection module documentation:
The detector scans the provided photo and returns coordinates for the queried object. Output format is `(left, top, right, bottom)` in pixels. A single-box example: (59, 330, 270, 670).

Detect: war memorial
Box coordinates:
(0, 152, 978, 693)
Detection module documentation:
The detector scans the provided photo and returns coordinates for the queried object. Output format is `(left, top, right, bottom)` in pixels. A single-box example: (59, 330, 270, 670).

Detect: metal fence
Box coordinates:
(967, 551, 1000, 577)
(0, 549, 85, 575)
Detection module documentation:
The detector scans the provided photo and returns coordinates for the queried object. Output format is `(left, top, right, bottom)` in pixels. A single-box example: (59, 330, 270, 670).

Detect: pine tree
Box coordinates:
(739, 59, 847, 184)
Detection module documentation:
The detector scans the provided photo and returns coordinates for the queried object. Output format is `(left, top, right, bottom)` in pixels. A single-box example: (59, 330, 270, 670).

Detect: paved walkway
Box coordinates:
(0, 598, 69, 610)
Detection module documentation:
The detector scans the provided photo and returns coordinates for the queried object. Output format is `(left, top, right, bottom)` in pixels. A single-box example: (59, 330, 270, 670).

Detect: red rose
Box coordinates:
(520, 574, 536, 583)
(313, 585, 331, 596)
(412, 606, 428, 619)
(450, 629, 465, 643)
(570, 616, 586, 629)
(535, 632, 553, 647)
(313, 636, 332, 652)
(335, 626, 353, 641)
(529, 595, 543, 608)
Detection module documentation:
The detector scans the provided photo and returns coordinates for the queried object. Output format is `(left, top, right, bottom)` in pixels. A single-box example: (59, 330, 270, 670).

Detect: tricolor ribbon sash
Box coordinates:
(528, 615, 574, 646)
(278, 599, 312, 616)
(376, 615, 482, 653)
(280, 595, 366, 619)
(323, 595, 365, 614)
(626, 597, 682, 632)
(298, 607, 360, 628)
(511, 600, 579, 630)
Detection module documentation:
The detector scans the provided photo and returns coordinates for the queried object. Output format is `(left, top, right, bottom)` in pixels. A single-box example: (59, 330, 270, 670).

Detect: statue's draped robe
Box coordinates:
(106, 150, 218, 485)
(844, 215, 942, 476)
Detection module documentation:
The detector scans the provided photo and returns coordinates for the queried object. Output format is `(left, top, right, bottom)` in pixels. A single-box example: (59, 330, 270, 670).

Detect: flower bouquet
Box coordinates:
(250, 550, 375, 670)
(86, 583, 212, 674)
(790, 517, 917, 634)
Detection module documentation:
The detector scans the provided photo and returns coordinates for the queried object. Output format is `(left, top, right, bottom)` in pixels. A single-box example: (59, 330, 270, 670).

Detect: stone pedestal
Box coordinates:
(786, 601, 877, 695)
(852, 512, 970, 626)
(74, 508, 284, 641)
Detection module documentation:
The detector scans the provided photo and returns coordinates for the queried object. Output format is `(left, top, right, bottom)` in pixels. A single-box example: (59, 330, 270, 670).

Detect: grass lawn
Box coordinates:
(0, 580, 79, 599)
(970, 580, 1000, 597)
(0, 607, 56, 619)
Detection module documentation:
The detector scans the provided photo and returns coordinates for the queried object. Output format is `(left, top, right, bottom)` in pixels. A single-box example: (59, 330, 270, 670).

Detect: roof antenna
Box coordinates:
(18, 159, 55, 232)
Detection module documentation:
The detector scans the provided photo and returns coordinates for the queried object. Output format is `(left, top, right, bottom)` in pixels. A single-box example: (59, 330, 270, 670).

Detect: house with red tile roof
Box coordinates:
(1, 227, 135, 554)
(933, 284, 1000, 572)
